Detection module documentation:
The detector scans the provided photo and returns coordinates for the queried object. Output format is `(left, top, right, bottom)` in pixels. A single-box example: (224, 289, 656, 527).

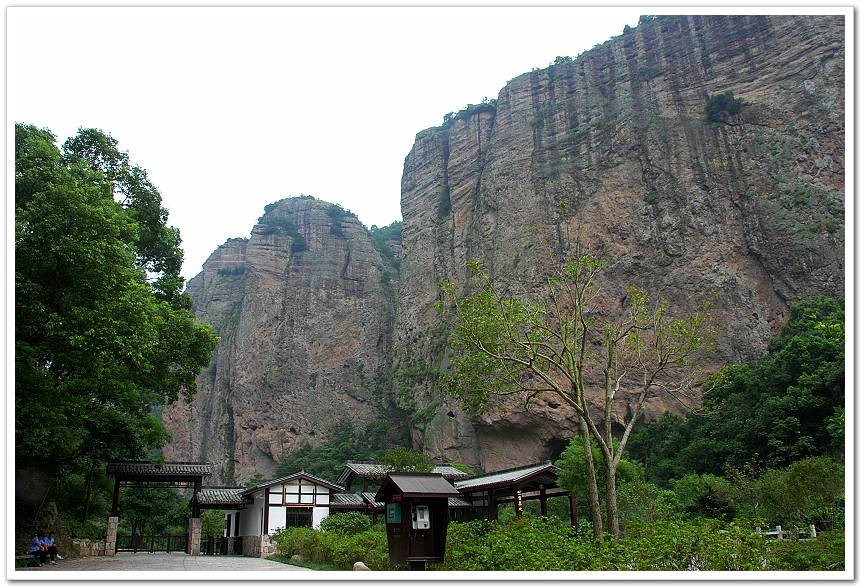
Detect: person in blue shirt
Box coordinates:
(27, 530, 48, 566)
(43, 532, 60, 564)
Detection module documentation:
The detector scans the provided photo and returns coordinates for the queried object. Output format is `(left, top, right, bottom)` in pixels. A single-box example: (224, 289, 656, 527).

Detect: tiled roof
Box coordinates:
(336, 462, 469, 484)
(430, 465, 470, 479)
(454, 462, 558, 491)
(197, 488, 246, 506)
(376, 474, 460, 500)
(361, 492, 385, 509)
(106, 461, 212, 477)
(448, 496, 471, 508)
(243, 471, 345, 495)
(330, 493, 366, 508)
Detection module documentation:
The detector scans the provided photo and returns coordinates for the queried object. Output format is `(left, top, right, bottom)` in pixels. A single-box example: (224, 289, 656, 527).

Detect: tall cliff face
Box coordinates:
(162, 198, 403, 482)
(394, 15, 844, 470)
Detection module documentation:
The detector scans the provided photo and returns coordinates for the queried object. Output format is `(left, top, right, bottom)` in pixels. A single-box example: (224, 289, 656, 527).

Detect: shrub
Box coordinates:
(369, 221, 402, 269)
(216, 265, 245, 276)
(325, 203, 355, 237)
(320, 511, 372, 535)
(670, 473, 734, 518)
(733, 456, 844, 528)
(258, 215, 308, 253)
(65, 518, 107, 540)
(766, 530, 844, 571)
(705, 91, 747, 125)
(273, 523, 391, 570)
(435, 516, 768, 571)
(380, 447, 433, 472)
(440, 100, 497, 128)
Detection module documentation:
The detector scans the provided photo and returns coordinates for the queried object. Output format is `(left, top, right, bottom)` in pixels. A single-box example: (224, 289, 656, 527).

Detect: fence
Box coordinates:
(756, 525, 817, 540)
(116, 534, 188, 553)
(202, 536, 244, 556)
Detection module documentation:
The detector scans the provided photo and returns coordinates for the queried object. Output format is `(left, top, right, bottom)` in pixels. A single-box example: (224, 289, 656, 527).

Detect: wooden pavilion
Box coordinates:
(453, 461, 576, 524)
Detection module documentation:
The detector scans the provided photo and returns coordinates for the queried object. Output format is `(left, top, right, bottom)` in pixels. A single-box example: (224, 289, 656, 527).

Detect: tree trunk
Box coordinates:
(578, 418, 603, 538)
(82, 461, 96, 522)
(603, 458, 620, 538)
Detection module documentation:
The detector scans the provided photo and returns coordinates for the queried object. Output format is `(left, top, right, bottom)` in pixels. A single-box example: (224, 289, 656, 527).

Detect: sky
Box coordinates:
(7, 5, 652, 280)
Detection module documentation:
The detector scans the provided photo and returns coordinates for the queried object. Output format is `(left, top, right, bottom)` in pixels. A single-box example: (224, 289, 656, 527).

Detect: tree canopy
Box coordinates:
(439, 252, 712, 537)
(15, 123, 218, 480)
(628, 297, 844, 485)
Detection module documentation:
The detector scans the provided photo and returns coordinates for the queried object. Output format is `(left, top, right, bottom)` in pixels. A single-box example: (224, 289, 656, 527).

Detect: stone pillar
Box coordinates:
(105, 516, 119, 556)
(515, 490, 523, 518)
(188, 517, 202, 556)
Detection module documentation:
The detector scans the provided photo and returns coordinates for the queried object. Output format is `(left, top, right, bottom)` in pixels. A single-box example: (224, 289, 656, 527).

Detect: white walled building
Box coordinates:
(198, 471, 347, 557)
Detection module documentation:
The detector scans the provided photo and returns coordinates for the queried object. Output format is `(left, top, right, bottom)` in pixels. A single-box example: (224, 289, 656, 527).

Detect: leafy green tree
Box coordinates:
(118, 486, 190, 538)
(556, 437, 655, 528)
(63, 128, 186, 301)
(380, 447, 433, 473)
(274, 420, 401, 481)
(15, 123, 218, 523)
(439, 250, 711, 538)
(628, 298, 844, 481)
(730, 456, 844, 529)
(201, 509, 226, 537)
(669, 473, 734, 518)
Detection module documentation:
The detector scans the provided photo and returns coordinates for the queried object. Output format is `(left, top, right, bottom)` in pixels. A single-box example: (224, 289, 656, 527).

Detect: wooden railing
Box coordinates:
(202, 536, 244, 556)
(116, 534, 188, 553)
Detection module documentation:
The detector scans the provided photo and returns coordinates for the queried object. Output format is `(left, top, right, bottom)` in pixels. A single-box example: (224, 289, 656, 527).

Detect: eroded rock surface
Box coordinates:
(165, 15, 844, 478)
(393, 15, 844, 471)
(163, 199, 401, 482)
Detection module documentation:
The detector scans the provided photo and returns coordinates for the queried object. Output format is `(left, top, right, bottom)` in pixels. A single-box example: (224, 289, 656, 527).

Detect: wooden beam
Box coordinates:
(192, 479, 202, 518)
(111, 476, 121, 517)
(539, 485, 547, 517)
(569, 494, 577, 527)
(263, 488, 269, 535)
(488, 489, 498, 521)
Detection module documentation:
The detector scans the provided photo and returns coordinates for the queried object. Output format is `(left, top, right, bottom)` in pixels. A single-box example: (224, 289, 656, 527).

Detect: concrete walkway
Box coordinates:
(20, 552, 309, 571)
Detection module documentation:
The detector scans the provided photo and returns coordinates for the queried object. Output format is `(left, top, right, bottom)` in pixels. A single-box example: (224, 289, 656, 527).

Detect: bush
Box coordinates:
(65, 518, 106, 540)
(733, 456, 844, 528)
(705, 91, 747, 125)
(320, 511, 372, 535)
(766, 530, 844, 571)
(273, 523, 391, 570)
(258, 215, 308, 252)
(435, 516, 768, 571)
(670, 473, 734, 518)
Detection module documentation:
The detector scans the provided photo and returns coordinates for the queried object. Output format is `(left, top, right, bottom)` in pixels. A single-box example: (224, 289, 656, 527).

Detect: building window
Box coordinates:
(285, 507, 312, 528)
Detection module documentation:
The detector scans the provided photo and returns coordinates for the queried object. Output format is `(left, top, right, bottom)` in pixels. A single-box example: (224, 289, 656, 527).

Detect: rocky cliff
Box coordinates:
(164, 15, 844, 479)
(162, 198, 403, 482)
(394, 15, 844, 470)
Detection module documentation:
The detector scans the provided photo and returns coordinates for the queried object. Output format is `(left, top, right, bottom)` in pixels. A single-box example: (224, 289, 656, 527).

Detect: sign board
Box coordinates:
(386, 502, 401, 524)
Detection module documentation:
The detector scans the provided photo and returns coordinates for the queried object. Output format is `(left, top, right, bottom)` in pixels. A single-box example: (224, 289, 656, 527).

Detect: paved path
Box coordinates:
(20, 552, 308, 571)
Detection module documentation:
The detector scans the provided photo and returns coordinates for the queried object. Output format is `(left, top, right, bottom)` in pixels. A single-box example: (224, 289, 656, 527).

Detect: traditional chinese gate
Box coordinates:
(105, 461, 212, 556)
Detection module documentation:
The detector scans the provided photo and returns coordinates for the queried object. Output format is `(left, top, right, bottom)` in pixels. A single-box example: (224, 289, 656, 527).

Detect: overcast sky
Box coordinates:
(11, 6, 656, 280)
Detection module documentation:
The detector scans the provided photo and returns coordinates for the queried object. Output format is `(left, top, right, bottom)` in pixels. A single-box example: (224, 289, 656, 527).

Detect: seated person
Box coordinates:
(26, 531, 47, 566)
(43, 532, 60, 564)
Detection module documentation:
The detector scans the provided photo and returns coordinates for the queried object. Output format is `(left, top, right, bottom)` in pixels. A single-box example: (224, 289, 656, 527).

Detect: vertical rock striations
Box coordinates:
(163, 198, 402, 483)
(394, 15, 844, 471)
(164, 15, 844, 479)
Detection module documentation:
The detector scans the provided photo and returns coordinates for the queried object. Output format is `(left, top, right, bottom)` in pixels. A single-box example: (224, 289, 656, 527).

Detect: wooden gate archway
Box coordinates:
(105, 461, 212, 556)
